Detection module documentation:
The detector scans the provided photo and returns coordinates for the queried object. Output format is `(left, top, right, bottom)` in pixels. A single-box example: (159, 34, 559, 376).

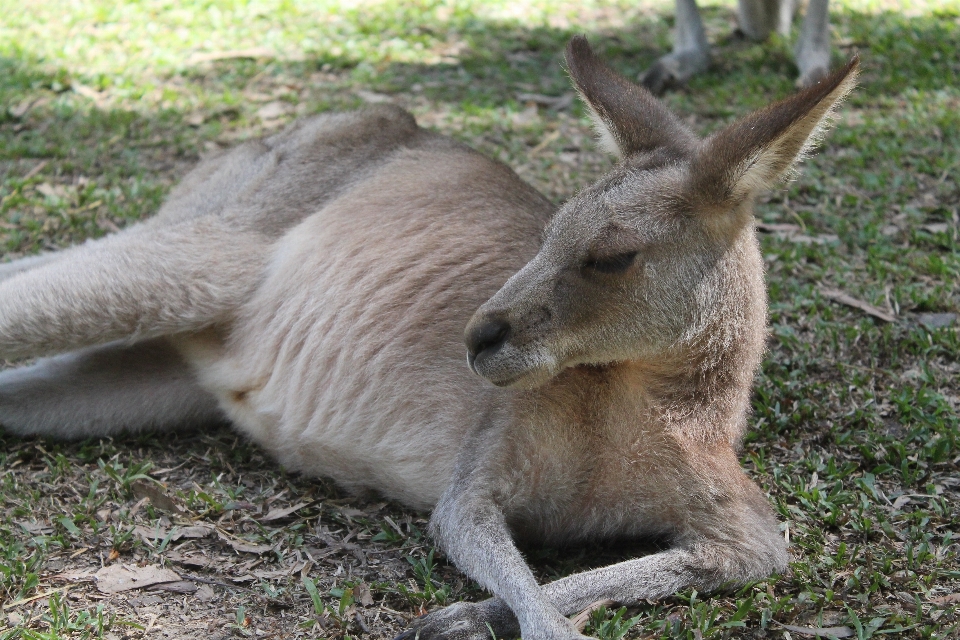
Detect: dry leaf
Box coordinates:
(819, 287, 896, 323)
(52, 570, 96, 584)
(220, 532, 274, 554)
(256, 102, 288, 120)
(165, 551, 214, 568)
(148, 580, 197, 594)
(891, 495, 911, 510)
(36, 183, 59, 199)
(516, 92, 574, 110)
(570, 599, 615, 632)
(16, 520, 53, 535)
(355, 582, 375, 607)
(8, 99, 34, 119)
(777, 623, 854, 638)
(176, 525, 215, 539)
(261, 501, 311, 522)
(95, 564, 181, 594)
(356, 90, 392, 104)
(195, 584, 216, 602)
(918, 312, 957, 330)
(930, 593, 960, 605)
(338, 506, 367, 518)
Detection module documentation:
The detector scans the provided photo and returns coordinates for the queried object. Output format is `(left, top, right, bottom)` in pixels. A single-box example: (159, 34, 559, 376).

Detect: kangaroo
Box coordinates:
(0, 38, 856, 640)
(642, 0, 831, 94)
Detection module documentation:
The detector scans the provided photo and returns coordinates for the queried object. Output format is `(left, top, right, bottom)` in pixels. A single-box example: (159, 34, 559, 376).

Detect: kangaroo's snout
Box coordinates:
(465, 316, 511, 365)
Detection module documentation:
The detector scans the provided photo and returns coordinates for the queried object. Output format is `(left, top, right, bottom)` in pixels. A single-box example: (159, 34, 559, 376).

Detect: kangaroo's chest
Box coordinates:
(496, 381, 690, 543)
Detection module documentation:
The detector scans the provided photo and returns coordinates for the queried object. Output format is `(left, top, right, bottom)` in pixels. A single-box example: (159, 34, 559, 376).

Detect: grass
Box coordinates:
(1, 0, 958, 638)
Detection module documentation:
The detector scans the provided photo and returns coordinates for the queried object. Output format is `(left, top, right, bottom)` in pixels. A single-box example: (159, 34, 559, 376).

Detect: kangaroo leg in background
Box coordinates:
(402, 473, 787, 640)
(795, 0, 831, 87)
(0, 217, 267, 360)
(0, 337, 225, 439)
(641, 0, 711, 95)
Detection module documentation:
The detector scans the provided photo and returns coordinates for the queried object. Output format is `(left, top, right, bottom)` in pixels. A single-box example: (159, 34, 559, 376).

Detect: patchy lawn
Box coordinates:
(1, 1, 958, 638)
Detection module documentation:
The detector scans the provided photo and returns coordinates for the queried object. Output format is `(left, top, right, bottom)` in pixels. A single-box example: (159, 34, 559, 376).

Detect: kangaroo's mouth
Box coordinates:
(465, 341, 560, 389)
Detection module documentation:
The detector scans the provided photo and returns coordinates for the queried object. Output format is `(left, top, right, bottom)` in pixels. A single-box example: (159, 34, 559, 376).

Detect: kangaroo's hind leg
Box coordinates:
(0, 216, 268, 360)
(0, 251, 65, 284)
(0, 336, 225, 439)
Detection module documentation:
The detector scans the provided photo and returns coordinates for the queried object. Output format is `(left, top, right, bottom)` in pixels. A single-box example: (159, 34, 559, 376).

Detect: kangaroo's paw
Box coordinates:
(639, 50, 709, 95)
(796, 64, 829, 89)
(395, 603, 499, 640)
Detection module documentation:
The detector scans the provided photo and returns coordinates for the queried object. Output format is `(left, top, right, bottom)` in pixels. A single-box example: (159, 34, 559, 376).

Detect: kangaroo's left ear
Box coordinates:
(686, 56, 859, 213)
(565, 35, 697, 159)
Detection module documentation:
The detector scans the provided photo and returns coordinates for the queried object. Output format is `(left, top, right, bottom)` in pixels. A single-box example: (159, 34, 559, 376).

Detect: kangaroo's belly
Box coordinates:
(189, 144, 550, 509)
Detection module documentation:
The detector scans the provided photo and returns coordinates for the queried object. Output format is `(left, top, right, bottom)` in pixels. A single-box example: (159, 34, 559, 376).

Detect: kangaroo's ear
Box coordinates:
(565, 36, 696, 159)
(687, 56, 859, 212)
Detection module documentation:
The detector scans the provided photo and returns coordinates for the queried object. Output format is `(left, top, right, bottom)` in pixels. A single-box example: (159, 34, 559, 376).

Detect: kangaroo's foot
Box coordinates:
(640, 49, 711, 95)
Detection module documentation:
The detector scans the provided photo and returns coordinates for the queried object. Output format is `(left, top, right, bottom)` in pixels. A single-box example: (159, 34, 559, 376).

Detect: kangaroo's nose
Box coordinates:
(466, 317, 511, 361)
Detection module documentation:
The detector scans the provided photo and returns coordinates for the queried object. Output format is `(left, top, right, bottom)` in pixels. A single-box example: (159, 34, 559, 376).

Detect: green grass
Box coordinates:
(1, 1, 958, 639)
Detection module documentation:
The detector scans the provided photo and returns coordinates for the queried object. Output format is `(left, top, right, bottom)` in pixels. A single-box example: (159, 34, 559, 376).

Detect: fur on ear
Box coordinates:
(687, 56, 859, 212)
(564, 35, 697, 159)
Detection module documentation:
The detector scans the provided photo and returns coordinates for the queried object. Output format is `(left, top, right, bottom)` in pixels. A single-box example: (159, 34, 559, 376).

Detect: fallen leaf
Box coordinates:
(148, 580, 197, 594)
(355, 582, 375, 607)
(256, 101, 288, 120)
(516, 92, 574, 110)
(165, 551, 214, 568)
(790, 233, 840, 245)
(917, 312, 957, 330)
(35, 183, 59, 199)
(176, 525, 215, 539)
(95, 564, 181, 594)
(921, 223, 949, 234)
(337, 506, 367, 518)
(251, 568, 290, 580)
(570, 599, 615, 632)
(52, 570, 96, 584)
(930, 593, 960, 606)
(8, 99, 34, 118)
(777, 623, 854, 638)
(356, 90, 392, 104)
(891, 495, 911, 510)
(16, 520, 53, 535)
(230, 541, 274, 554)
(261, 501, 312, 522)
(819, 287, 896, 323)
(195, 584, 216, 602)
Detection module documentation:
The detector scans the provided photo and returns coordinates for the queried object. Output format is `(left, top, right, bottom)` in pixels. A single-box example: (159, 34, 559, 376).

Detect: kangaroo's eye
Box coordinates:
(583, 251, 638, 274)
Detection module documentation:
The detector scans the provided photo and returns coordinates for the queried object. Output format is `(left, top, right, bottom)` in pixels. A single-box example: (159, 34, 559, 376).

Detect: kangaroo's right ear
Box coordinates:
(565, 36, 696, 159)
(686, 56, 859, 214)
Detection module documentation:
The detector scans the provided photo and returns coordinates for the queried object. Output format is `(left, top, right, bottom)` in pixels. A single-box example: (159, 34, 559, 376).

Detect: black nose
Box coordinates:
(466, 318, 511, 360)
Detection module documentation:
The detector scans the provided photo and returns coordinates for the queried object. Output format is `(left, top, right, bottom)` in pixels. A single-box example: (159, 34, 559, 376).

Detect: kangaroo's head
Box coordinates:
(466, 36, 858, 388)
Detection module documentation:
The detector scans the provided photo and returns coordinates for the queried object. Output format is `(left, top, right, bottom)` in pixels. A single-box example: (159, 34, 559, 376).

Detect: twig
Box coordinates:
(570, 599, 616, 631)
(23, 160, 48, 181)
(819, 287, 896, 323)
